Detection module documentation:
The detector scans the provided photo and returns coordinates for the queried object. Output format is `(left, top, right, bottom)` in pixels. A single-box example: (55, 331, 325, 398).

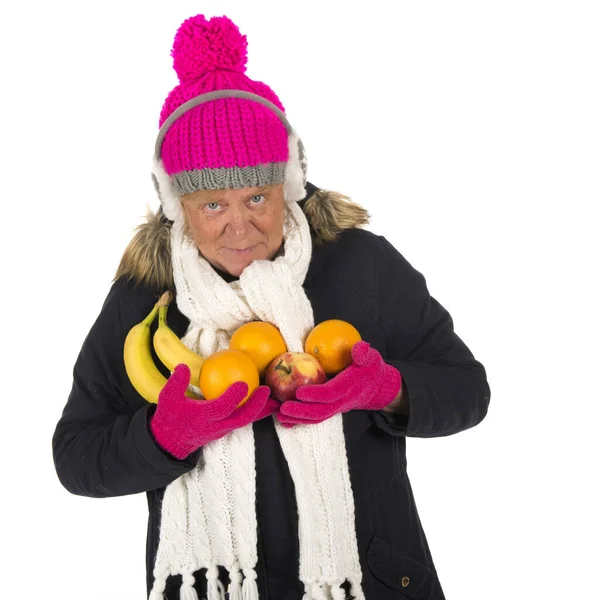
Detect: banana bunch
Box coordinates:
(123, 291, 204, 403)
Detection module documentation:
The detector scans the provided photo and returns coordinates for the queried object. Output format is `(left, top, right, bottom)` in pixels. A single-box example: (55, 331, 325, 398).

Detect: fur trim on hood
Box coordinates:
(114, 186, 370, 290)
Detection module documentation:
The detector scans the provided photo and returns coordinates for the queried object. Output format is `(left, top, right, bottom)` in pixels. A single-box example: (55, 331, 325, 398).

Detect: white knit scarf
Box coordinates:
(148, 200, 365, 600)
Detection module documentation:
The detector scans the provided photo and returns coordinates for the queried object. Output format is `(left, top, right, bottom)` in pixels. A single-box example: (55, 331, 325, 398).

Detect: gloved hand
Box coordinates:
(150, 364, 279, 459)
(276, 341, 402, 427)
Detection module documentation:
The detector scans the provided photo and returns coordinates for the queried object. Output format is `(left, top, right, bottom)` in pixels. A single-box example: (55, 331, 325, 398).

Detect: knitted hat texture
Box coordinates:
(158, 15, 291, 195)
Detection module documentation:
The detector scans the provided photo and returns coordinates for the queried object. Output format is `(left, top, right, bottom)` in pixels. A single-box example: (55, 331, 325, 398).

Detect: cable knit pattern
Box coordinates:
(149, 476, 189, 598)
(148, 200, 365, 600)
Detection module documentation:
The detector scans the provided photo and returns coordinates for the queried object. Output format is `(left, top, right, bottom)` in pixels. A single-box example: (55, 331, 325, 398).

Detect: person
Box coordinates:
(52, 13, 490, 600)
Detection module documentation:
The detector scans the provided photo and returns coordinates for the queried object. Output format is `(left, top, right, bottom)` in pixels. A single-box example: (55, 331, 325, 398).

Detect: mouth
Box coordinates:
(227, 245, 257, 256)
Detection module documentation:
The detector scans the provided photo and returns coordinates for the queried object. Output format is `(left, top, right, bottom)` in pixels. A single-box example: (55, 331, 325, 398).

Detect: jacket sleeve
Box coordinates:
(52, 279, 200, 498)
(370, 236, 491, 438)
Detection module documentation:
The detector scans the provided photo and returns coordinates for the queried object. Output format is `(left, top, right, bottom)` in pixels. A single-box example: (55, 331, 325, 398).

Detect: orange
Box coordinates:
(199, 349, 259, 405)
(229, 321, 287, 377)
(304, 319, 362, 375)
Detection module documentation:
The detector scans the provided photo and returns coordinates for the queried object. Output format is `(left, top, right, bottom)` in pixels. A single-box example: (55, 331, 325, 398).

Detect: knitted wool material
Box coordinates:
(148, 201, 365, 600)
(150, 371, 274, 460)
(153, 126, 307, 222)
(158, 16, 289, 189)
(278, 341, 403, 426)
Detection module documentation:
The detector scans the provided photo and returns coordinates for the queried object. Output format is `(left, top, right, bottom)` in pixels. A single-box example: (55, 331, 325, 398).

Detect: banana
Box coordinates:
(153, 291, 205, 388)
(123, 301, 167, 404)
(123, 292, 200, 404)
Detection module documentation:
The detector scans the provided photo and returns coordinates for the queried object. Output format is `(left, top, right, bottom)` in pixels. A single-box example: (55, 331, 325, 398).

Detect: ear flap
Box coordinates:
(151, 157, 184, 222)
(297, 135, 308, 184)
(284, 129, 308, 203)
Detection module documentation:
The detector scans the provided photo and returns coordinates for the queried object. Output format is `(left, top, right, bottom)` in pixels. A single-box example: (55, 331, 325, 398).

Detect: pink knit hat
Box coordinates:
(152, 15, 307, 220)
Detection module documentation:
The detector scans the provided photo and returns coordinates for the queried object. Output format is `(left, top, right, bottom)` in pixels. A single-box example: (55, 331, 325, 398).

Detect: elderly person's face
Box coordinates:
(181, 183, 285, 277)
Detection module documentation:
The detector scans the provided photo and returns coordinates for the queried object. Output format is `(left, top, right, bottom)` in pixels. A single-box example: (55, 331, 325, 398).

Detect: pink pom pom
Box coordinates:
(171, 14, 248, 83)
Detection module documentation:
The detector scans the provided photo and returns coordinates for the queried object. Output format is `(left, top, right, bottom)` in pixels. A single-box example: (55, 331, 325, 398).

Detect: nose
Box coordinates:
(226, 206, 252, 238)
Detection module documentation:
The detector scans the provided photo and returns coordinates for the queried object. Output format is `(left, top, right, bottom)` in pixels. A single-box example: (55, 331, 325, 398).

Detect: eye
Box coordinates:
(250, 194, 266, 205)
(204, 202, 221, 212)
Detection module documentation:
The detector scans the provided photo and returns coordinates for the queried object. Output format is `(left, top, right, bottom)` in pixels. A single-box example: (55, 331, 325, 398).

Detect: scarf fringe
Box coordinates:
(206, 566, 226, 600)
(180, 588, 199, 600)
(241, 568, 259, 600)
(302, 581, 329, 600)
(348, 576, 366, 600)
(301, 578, 364, 600)
(150, 568, 361, 600)
(229, 566, 243, 600)
(229, 583, 243, 600)
(180, 573, 199, 600)
(149, 572, 167, 600)
(330, 581, 347, 600)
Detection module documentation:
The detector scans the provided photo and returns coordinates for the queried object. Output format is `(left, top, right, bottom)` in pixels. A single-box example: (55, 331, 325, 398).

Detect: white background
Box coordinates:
(1, 1, 598, 598)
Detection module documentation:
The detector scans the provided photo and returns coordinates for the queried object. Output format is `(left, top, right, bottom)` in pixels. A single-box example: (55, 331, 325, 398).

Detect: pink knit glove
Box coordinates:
(150, 364, 279, 459)
(276, 341, 402, 427)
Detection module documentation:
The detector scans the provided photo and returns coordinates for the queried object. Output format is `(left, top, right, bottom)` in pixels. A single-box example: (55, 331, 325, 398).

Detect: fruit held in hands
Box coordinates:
(123, 293, 198, 404)
(304, 319, 362, 375)
(153, 291, 204, 388)
(199, 349, 260, 406)
(229, 321, 287, 377)
(123, 300, 167, 404)
(265, 352, 326, 403)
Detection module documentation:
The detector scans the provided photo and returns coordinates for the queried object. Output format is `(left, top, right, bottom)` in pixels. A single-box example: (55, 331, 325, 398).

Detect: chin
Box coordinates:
(219, 243, 276, 275)
(224, 255, 258, 276)
(226, 263, 246, 277)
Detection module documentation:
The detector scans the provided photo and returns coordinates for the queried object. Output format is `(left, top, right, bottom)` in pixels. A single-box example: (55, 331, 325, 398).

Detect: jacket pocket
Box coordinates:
(366, 536, 433, 599)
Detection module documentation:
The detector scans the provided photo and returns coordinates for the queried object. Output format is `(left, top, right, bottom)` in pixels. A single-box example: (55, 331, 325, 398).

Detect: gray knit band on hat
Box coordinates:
(172, 162, 287, 194)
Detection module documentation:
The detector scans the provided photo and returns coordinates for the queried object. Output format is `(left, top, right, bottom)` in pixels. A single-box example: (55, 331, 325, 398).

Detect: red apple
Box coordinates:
(265, 352, 326, 403)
